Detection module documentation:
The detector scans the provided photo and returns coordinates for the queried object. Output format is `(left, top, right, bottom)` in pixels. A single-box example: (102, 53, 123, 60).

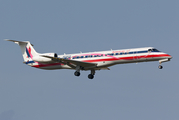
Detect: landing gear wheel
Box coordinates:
(74, 71, 80, 76)
(158, 65, 163, 69)
(88, 74, 94, 79)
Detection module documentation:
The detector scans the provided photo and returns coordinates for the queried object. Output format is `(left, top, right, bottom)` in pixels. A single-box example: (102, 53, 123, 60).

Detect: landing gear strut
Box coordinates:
(158, 61, 163, 69)
(158, 58, 171, 69)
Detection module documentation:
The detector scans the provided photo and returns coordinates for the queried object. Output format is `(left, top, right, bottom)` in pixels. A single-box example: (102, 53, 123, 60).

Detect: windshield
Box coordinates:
(152, 49, 160, 52)
(148, 48, 160, 52)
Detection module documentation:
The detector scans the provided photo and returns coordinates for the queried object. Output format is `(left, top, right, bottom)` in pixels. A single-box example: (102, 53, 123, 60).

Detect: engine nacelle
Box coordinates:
(33, 53, 58, 63)
(39, 53, 58, 57)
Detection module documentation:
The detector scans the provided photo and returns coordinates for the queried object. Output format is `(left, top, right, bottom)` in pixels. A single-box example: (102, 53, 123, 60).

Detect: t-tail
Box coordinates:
(5, 39, 38, 64)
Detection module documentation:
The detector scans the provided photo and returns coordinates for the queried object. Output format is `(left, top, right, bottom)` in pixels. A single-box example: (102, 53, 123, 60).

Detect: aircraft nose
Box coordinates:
(166, 53, 172, 59)
(169, 55, 172, 59)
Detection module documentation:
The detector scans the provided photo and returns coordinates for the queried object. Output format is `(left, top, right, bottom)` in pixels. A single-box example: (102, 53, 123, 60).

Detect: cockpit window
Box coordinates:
(148, 48, 160, 52)
(152, 49, 160, 52)
(148, 49, 152, 52)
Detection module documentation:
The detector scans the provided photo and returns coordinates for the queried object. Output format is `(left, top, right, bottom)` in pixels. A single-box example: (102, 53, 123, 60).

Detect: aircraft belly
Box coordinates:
(96, 61, 116, 68)
(95, 55, 167, 69)
(34, 64, 72, 70)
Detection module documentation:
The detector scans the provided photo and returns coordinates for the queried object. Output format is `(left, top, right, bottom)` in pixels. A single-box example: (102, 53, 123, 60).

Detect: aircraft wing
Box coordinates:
(42, 55, 97, 68)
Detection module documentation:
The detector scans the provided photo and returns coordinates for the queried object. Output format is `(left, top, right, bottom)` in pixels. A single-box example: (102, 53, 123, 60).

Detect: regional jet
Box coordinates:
(6, 39, 172, 79)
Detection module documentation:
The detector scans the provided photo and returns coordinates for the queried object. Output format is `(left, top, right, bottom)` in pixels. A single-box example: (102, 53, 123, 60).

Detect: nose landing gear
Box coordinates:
(158, 58, 171, 69)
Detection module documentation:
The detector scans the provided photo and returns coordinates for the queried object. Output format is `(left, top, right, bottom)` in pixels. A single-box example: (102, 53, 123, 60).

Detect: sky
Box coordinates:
(0, 0, 179, 120)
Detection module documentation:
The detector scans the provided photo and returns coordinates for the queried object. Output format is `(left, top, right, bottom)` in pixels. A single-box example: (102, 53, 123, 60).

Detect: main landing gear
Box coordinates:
(74, 71, 95, 79)
(74, 67, 95, 79)
(74, 66, 81, 77)
(88, 74, 94, 79)
(88, 70, 95, 79)
(74, 71, 80, 76)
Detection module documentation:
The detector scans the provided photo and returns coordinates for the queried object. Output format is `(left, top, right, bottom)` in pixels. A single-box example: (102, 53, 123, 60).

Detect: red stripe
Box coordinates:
(32, 54, 171, 68)
(83, 54, 171, 63)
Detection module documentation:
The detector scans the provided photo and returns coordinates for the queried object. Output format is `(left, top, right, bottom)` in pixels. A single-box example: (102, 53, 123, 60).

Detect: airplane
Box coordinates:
(6, 39, 172, 79)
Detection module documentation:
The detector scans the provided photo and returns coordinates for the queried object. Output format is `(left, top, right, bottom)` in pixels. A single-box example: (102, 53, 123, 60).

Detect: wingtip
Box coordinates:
(4, 39, 16, 42)
(4, 39, 10, 41)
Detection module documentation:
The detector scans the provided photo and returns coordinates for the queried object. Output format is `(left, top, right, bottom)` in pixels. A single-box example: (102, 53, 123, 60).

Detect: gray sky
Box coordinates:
(0, 0, 179, 120)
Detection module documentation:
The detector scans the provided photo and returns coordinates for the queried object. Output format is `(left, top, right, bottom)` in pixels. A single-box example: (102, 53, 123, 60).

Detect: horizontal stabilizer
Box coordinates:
(5, 39, 34, 46)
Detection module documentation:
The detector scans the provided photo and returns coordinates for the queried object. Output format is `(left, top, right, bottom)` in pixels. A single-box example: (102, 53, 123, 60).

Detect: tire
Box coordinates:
(74, 71, 80, 76)
(88, 74, 94, 79)
(158, 65, 163, 69)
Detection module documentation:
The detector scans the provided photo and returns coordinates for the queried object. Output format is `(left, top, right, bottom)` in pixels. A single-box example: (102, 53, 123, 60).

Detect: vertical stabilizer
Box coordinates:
(5, 39, 38, 62)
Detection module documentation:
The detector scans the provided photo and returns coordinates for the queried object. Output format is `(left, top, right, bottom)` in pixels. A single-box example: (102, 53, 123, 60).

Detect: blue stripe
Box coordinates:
(26, 48, 31, 58)
(26, 61, 35, 64)
(129, 52, 134, 54)
(138, 50, 148, 54)
(72, 50, 161, 59)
